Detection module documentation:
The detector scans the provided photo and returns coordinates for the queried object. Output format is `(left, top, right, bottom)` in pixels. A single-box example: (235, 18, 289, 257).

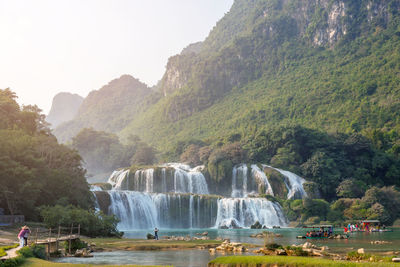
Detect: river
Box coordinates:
(53, 227, 400, 267)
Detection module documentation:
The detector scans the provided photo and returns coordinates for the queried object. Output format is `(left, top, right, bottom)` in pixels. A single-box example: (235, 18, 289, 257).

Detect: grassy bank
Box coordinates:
(21, 258, 169, 267)
(82, 237, 225, 251)
(208, 256, 398, 267)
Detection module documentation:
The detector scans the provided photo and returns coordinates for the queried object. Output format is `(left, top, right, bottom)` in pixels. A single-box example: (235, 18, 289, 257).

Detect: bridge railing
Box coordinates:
(31, 224, 81, 255)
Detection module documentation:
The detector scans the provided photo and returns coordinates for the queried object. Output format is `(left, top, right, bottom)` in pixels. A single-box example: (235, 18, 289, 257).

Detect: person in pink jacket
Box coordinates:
(17, 226, 28, 247)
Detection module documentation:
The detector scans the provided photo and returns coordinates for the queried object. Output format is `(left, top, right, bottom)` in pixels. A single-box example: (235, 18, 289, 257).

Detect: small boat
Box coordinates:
(303, 225, 335, 239)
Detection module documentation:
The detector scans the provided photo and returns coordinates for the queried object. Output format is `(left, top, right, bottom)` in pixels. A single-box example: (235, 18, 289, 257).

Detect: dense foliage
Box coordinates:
(282, 186, 400, 226)
(119, 0, 400, 160)
(71, 128, 156, 176)
(0, 89, 92, 219)
(40, 205, 122, 237)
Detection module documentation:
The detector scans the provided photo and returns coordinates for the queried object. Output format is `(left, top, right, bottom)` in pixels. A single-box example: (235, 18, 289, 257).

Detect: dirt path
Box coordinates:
(0, 247, 20, 260)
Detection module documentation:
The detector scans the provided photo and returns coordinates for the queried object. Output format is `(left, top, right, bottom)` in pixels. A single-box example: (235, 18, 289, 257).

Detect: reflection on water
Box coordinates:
(54, 250, 223, 267)
(123, 227, 400, 253)
(54, 228, 400, 267)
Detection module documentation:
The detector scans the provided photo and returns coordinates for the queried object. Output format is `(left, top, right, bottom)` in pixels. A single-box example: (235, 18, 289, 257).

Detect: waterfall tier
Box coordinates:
(107, 163, 209, 194)
(215, 198, 287, 228)
(265, 165, 308, 199)
(106, 191, 219, 230)
(94, 163, 307, 230)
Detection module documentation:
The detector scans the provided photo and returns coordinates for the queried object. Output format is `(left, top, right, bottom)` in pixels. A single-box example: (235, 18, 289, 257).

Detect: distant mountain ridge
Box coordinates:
(46, 92, 83, 128)
(53, 74, 158, 143)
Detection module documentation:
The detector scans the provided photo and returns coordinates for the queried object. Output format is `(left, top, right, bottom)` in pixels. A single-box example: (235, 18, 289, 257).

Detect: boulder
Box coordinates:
(392, 258, 400, 262)
(303, 242, 313, 249)
(275, 249, 287, 255)
(146, 233, 155, 239)
(321, 246, 329, 251)
(358, 248, 365, 254)
(250, 221, 263, 229)
(74, 249, 83, 257)
(209, 248, 216, 254)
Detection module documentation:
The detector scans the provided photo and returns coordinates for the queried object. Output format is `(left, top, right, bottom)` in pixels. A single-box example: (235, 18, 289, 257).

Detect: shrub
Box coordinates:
(39, 205, 122, 237)
(64, 239, 87, 253)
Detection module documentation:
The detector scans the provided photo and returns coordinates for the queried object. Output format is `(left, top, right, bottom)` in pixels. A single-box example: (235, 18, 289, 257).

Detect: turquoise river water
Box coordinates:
(54, 228, 400, 267)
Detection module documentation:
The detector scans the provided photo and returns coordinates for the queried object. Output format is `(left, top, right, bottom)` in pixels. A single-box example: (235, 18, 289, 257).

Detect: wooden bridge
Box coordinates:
(1, 224, 81, 261)
(31, 224, 81, 255)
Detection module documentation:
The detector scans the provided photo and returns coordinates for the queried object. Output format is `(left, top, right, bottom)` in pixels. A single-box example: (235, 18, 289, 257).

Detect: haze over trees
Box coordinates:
(0, 88, 91, 219)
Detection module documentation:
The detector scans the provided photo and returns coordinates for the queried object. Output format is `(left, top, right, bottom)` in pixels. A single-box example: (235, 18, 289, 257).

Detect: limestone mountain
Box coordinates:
(46, 92, 83, 128)
(120, 0, 400, 156)
(53, 74, 158, 143)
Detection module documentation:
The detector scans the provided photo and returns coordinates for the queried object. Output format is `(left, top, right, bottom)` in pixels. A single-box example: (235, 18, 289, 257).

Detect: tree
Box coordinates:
(336, 179, 366, 198)
(131, 144, 156, 165)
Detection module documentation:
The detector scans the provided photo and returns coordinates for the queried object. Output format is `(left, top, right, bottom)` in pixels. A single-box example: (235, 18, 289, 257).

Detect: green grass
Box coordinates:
(0, 244, 18, 257)
(21, 258, 170, 267)
(208, 256, 398, 267)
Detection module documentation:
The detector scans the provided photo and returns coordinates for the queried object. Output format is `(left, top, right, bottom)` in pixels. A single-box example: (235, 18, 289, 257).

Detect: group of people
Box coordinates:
(17, 225, 31, 248)
(344, 223, 359, 232)
(306, 227, 333, 238)
(344, 223, 386, 232)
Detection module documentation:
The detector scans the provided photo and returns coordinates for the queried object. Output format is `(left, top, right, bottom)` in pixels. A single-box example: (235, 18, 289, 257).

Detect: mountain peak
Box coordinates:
(46, 92, 83, 128)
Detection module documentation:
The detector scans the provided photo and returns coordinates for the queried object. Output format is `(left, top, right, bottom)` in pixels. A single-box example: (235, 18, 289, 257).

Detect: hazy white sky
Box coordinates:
(0, 0, 233, 113)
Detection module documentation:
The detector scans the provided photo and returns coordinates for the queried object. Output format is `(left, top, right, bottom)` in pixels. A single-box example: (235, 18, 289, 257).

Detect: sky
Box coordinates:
(0, 0, 233, 114)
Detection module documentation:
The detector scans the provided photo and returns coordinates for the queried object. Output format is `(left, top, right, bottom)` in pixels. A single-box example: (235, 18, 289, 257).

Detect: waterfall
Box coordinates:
(108, 169, 130, 190)
(266, 165, 307, 199)
(101, 162, 309, 230)
(215, 198, 287, 228)
(231, 164, 248, 197)
(167, 163, 209, 194)
(251, 165, 274, 196)
(107, 164, 208, 194)
(106, 191, 219, 230)
(90, 185, 102, 191)
(231, 164, 274, 197)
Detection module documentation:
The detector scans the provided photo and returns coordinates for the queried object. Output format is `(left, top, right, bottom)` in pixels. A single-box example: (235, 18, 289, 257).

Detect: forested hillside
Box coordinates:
(121, 0, 400, 157)
(0, 89, 92, 219)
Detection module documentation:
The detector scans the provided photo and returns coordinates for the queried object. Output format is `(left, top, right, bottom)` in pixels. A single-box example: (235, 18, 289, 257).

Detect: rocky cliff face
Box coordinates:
(46, 92, 83, 128)
(160, 0, 399, 99)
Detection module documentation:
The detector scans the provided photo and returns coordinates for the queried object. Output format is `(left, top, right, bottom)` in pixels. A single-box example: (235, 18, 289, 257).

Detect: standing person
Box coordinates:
(17, 226, 27, 248)
(154, 228, 159, 240)
(23, 226, 31, 246)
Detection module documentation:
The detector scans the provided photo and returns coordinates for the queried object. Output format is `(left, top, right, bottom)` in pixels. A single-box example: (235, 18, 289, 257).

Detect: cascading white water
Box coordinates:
(99, 162, 308, 230)
(106, 191, 218, 230)
(108, 191, 158, 229)
(107, 163, 208, 194)
(265, 165, 307, 199)
(90, 185, 102, 191)
(108, 169, 130, 190)
(231, 164, 274, 197)
(231, 164, 248, 197)
(251, 164, 274, 196)
(166, 163, 209, 194)
(215, 198, 286, 228)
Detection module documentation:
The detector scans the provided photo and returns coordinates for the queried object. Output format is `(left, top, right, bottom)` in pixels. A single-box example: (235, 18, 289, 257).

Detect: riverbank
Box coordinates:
(21, 258, 169, 267)
(81, 237, 232, 251)
(208, 256, 399, 267)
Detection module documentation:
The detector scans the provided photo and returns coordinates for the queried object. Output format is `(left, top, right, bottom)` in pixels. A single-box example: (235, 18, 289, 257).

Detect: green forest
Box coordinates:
(0, 89, 119, 236)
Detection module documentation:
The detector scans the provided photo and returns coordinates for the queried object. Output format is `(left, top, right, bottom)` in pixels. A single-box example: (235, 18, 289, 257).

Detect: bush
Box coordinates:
(30, 244, 46, 259)
(64, 239, 87, 253)
(265, 243, 282, 250)
(39, 205, 122, 237)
